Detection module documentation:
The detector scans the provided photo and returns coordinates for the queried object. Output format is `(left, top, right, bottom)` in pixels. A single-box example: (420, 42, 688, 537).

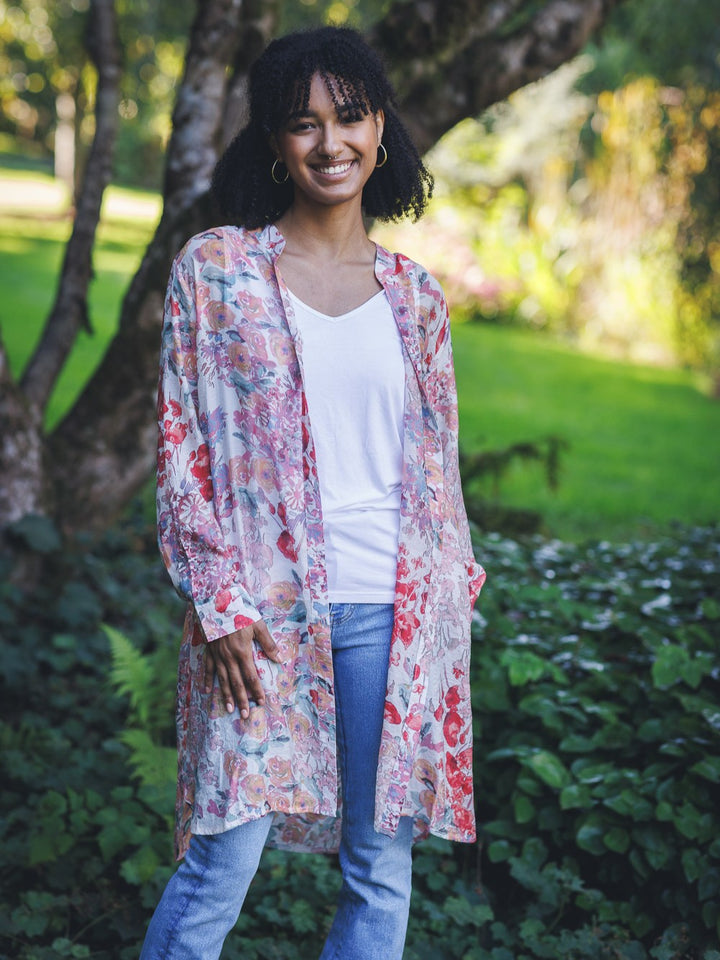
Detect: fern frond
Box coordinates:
(119, 728, 177, 791)
(104, 624, 153, 727)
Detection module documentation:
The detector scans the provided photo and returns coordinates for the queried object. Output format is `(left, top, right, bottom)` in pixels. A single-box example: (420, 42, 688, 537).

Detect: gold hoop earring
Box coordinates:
(375, 143, 388, 169)
(271, 159, 289, 184)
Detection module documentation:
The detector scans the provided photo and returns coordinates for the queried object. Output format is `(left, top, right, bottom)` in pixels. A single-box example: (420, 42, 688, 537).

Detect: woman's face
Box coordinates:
(272, 72, 384, 212)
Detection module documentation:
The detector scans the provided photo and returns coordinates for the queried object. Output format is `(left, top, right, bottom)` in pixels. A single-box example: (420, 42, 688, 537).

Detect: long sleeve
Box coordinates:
(428, 292, 486, 607)
(156, 250, 261, 641)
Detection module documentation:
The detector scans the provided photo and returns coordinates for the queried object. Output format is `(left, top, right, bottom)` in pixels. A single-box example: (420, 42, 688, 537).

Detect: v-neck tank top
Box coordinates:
(288, 288, 405, 603)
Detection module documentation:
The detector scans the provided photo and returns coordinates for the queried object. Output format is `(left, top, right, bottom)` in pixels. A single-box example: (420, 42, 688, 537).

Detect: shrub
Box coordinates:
(462, 526, 720, 959)
(0, 517, 718, 958)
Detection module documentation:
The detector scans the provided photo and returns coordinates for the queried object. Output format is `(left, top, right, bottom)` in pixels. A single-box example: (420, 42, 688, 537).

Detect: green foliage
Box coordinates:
(0, 509, 181, 960)
(467, 526, 720, 958)
(2, 515, 719, 958)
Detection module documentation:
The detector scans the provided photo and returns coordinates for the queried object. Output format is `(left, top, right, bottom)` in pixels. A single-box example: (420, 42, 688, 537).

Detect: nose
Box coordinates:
(319, 121, 341, 158)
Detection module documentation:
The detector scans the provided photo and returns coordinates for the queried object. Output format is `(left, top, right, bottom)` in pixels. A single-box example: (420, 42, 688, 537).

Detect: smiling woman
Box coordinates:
(141, 25, 485, 960)
(270, 73, 385, 219)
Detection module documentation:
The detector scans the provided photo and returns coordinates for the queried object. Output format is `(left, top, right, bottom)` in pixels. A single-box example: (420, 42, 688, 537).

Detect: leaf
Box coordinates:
(105, 624, 154, 727)
(120, 845, 160, 886)
(604, 827, 630, 853)
(701, 597, 720, 620)
(559, 783, 592, 810)
(7, 513, 62, 553)
(119, 728, 177, 793)
(691, 756, 720, 783)
(501, 650, 547, 686)
(514, 794, 535, 824)
(576, 815, 606, 856)
(652, 644, 689, 689)
(633, 827, 672, 870)
(486, 840, 514, 862)
(523, 750, 571, 789)
(699, 868, 720, 902)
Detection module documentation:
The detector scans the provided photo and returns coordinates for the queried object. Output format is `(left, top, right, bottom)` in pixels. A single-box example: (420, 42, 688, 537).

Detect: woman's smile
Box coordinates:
(313, 160, 355, 177)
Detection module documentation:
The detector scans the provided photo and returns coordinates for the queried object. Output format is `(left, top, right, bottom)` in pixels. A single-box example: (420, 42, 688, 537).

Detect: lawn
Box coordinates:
(452, 321, 720, 539)
(0, 168, 160, 428)
(1, 168, 718, 541)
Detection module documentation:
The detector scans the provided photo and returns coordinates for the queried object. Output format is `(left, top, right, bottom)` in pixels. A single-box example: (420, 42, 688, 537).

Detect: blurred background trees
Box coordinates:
(0, 0, 628, 541)
(373, 0, 720, 389)
(0, 0, 718, 546)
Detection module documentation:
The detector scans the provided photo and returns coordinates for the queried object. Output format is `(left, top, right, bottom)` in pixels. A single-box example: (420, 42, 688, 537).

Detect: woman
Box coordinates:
(144, 25, 485, 960)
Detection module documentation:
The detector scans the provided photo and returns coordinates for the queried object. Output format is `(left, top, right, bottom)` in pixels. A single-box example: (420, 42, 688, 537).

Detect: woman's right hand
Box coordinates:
(203, 620, 281, 719)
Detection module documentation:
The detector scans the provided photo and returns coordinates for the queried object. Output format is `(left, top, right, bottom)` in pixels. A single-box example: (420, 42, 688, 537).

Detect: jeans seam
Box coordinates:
(330, 602, 356, 626)
(160, 856, 209, 959)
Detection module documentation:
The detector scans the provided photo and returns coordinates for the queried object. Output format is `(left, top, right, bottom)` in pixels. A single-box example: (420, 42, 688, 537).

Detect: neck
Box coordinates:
(276, 197, 372, 262)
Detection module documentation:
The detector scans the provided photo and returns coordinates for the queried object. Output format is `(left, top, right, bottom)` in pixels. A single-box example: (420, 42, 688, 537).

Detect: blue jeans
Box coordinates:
(140, 603, 413, 960)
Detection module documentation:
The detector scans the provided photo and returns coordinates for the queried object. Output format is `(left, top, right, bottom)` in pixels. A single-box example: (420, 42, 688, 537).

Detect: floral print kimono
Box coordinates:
(157, 224, 486, 859)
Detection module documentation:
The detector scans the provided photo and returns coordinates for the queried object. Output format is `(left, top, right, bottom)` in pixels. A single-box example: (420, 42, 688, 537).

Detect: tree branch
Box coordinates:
(221, 0, 281, 148)
(375, 0, 627, 152)
(20, 0, 121, 411)
(162, 0, 247, 210)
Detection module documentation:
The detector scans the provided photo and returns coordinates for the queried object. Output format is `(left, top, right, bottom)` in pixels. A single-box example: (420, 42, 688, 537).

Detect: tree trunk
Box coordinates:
(49, 0, 281, 535)
(21, 0, 121, 411)
(0, 338, 47, 533)
(0, 0, 627, 540)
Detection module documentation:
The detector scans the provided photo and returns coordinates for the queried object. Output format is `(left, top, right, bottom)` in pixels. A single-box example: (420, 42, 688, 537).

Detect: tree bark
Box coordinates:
(20, 0, 121, 411)
(1, 0, 627, 538)
(0, 338, 47, 532)
(48, 0, 280, 534)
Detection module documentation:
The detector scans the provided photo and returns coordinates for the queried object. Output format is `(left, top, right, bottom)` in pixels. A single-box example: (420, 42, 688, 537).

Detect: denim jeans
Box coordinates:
(140, 603, 413, 960)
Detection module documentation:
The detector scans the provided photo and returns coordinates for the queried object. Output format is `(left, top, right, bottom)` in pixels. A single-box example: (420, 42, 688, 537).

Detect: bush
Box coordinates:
(461, 526, 720, 959)
(0, 518, 718, 958)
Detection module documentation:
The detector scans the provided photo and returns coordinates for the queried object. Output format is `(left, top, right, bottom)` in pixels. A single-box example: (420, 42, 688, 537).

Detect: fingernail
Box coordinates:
(225, 701, 234, 713)
(241, 708, 249, 719)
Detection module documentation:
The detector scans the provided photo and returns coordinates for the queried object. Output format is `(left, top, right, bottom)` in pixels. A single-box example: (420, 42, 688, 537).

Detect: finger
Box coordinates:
(235, 642, 266, 710)
(212, 652, 237, 715)
(225, 656, 252, 718)
(254, 620, 281, 662)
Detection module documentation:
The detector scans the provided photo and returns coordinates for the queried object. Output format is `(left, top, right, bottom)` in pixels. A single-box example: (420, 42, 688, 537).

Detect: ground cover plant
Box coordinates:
(1, 513, 718, 959)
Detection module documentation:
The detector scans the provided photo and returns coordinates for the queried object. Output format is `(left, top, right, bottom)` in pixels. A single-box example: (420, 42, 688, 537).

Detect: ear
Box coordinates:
(375, 109, 385, 144)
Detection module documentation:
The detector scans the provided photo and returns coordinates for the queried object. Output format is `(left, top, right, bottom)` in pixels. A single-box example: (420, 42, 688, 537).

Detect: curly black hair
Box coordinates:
(211, 26, 433, 228)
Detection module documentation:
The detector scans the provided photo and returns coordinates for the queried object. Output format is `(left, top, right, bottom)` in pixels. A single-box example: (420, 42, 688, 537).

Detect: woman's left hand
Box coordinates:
(202, 620, 280, 719)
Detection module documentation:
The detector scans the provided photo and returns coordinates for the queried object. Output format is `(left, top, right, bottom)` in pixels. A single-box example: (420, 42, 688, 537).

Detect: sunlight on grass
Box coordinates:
(453, 322, 720, 540)
(0, 168, 161, 425)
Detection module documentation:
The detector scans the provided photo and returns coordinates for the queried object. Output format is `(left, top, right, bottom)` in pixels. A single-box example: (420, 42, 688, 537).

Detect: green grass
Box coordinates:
(0, 169, 160, 428)
(1, 168, 718, 541)
(453, 321, 720, 540)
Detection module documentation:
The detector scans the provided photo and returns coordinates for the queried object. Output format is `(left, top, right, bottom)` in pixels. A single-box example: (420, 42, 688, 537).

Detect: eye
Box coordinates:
(288, 120, 314, 133)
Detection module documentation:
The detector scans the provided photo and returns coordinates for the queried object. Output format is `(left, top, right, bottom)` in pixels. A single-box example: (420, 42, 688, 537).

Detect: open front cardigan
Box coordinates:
(157, 224, 486, 858)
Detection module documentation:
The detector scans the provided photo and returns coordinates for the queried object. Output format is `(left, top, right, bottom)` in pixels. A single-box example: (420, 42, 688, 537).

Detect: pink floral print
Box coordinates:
(157, 224, 485, 859)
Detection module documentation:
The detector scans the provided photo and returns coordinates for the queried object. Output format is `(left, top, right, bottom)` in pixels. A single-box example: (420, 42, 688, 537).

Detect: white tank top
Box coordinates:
(288, 288, 405, 603)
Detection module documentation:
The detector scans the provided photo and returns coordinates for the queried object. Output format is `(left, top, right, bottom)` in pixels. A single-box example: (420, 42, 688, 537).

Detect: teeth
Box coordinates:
(316, 161, 352, 175)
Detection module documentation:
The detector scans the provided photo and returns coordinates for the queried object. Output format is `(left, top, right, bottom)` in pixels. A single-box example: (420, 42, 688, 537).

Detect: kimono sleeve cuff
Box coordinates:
(194, 589, 262, 643)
